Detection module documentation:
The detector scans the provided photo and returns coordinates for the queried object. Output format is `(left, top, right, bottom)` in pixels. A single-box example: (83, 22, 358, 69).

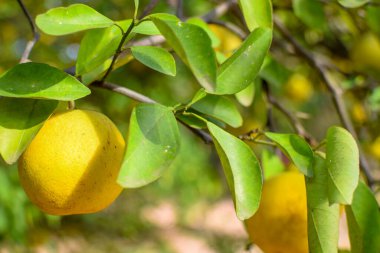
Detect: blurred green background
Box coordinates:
(1, 0, 380, 252)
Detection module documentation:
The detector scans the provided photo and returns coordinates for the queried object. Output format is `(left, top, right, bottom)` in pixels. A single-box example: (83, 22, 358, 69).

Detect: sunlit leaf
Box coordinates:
(207, 122, 262, 220)
(293, 0, 327, 29)
(81, 53, 133, 85)
(346, 181, 380, 253)
(306, 155, 340, 253)
(132, 20, 161, 35)
(118, 104, 180, 188)
(259, 56, 292, 92)
(131, 46, 176, 76)
(192, 94, 242, 128)
(235, 81, 255, 107)
(150, 14, 217, 91)
(216, 27, 272, 94)
(186, 17, 220, 47)
(337, 0, 370, 8)
(186, 88, 207, 108)
(36, 4, 114, 35)
(366, 6, 380, 37)
(326, 126, 359, 204)
(265, 132, 314, 177)
(261, 149, 285, 179)
(76, 20, 132, 75)
(0, 98, 57, 164)
(0, 63, 90, 101)
(238, 0, 272, 31)
(134, 0, 139, 19)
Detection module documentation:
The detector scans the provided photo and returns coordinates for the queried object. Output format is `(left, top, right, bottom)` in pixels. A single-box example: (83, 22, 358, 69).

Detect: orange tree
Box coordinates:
(1, 0, 380, 252)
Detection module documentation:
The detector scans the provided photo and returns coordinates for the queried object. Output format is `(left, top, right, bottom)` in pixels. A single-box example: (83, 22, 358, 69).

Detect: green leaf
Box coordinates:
(326, 126, 359, 204)
(216, 28, 272, 94)
(132, 21, 161, 35)
(76, 20, 132, 75)
(337, 0, 370, 8)
(306, 155, 340, 253)
(36, 4, 114, 36)
(186, 88, 208, 108)
(134, 0, 139, 19)
(238, 0, 272, 31)
(0, 63, 90, 101)
(368, 87, 380, 111)
(191, 94, 242, 128)
(235, 81, 255, 107)
(259, 56, 292, 92)
(207, 122, 262, 220)
(0, 98, 58, 164)
(186, 17, 220, 48)
(293, 0, 327, 29)
(366, 6, 380, 36)
(265, 132, 314, 177)
(346, 181, 380, 253)
(150, 14, 217, 91)
(131, 46, 176, 76)
(176, 113, 207, 129)
(261, 149, 285, 179)
(118, 104, 180, 188)
(81, 53, 133, 85)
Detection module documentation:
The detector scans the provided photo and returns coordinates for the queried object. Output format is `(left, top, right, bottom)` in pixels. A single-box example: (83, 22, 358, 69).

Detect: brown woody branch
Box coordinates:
(17, 0, 39, 63)
(91, 81, 214, 144)
(273, 16, 376, 187)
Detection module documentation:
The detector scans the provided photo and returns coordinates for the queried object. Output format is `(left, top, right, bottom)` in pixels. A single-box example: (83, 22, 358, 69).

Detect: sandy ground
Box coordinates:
(0, 199, 350, 253)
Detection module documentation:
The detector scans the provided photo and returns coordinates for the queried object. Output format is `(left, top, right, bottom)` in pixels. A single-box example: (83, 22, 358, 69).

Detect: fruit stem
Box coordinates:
(68, 101, 75, 110)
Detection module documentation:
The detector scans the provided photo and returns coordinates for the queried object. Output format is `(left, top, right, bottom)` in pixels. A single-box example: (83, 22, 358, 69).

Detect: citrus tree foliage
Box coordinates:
(1, 0, 380, 251)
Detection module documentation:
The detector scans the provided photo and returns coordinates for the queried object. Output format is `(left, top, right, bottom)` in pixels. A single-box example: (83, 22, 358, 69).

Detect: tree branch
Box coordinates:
(92, 81, 156, 104)
(201, 0, 237, 22)
(92, 81, 214, 143)
(263, 80, 316, 145)
(208, 20, 246, 39)
(126, 0, 237, 55)
(139, 0, 160, 19)
(101, 21, 135, 82)
(176, 0, 185, 20)
(274, 16, 376, 187)
(17, 0, 39, 63)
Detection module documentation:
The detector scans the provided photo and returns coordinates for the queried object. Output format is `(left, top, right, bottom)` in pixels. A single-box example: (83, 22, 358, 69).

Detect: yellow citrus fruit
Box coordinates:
(284, 73, 314, 103)
(209, 24, 242, 57)
(369, 136, 380, 159)
(351, 32, 380, 71)
(245, 171, 308, 253)
(351, 102, 368, 124)
(18, 109, 125, 215)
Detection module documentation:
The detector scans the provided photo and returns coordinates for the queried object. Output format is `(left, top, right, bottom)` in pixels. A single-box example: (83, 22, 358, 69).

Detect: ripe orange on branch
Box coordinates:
(245, 171, 308, 253)
(18, 109, 125, 215)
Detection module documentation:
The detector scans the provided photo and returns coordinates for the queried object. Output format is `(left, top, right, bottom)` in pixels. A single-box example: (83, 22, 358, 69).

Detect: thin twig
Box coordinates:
(139, 0, 160, 19)
(239, 137, 277, 147)
(67, 101, 75, 110)
(262, 81, 276, 132)
(17, 0, 40, 63)
(274, 16, 376, 187)
(176, 118, 213, 144)
(208, 20, 246, 39)
(176, 0, 185, 20)
(264, 80, 315, 144)
(128, 35, 165, 47)
(92, 81, 156, 104)
(201, 0, 237, 22)
(127, 0, 236, 49)
(92, 81, 214, 143)
(101, 21, 135, 82)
